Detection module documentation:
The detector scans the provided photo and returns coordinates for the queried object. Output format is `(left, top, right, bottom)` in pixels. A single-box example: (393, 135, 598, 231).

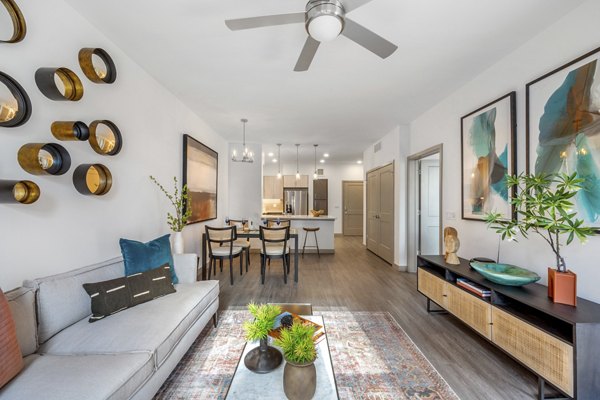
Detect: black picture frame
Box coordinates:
(460, 91, 516, 222)
(182, 134, 218, 224)
(526, 46, 600, 232)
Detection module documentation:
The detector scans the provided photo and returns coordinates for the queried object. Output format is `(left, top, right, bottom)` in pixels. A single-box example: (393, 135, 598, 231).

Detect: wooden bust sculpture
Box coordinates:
(444, 227, 460, 265)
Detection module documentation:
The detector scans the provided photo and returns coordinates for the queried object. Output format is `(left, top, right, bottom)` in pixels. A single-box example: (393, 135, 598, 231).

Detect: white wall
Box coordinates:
(363, 125, 411, 268)
(262, 161, 363, 233)
(228, 142, 262, 225)
(0, 0, 228, 290)
(408, 0, 600, 302)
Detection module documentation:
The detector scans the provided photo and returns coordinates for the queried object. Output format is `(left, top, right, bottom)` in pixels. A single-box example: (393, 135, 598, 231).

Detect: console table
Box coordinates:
(417, 255, 600, 400)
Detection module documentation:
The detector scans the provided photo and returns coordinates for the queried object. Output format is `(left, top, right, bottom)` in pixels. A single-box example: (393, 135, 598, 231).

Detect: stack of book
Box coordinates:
(456, 278, 492, 298)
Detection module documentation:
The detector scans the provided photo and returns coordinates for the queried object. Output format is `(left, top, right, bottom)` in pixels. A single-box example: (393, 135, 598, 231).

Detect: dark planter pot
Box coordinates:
(283, 359, 317, 400)
(244, 338, 282, 374)
(548, 268, 577, 307)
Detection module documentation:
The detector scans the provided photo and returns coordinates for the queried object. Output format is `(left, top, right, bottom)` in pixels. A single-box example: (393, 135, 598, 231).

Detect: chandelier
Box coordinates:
(232, 118, 254, 163)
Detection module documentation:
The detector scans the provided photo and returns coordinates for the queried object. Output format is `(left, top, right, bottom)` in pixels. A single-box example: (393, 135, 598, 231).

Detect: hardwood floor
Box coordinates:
(214, 236, 544, 400)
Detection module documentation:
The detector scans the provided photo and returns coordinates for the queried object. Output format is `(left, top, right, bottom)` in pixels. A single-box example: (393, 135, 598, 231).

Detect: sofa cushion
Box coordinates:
(5, 287, 37, 357)
(83, 264, 176, 322)
(24, 257, 124, 344)
(120, 234, 178, 284)
(0, 352, 153, 400)
(0, 289, 24, 389)
(39, 281, 219, 368)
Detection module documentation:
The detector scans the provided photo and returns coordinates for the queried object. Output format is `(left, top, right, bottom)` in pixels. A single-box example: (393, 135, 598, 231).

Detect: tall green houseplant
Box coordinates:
(486, 173, 594, 272)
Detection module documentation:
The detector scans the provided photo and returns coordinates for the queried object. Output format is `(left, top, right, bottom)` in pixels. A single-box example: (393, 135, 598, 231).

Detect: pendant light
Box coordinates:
(313, 144, 318, 179)
(295, 144, 300, 179)
(231, 118, 254, 163)
(276, 144, 282, 179)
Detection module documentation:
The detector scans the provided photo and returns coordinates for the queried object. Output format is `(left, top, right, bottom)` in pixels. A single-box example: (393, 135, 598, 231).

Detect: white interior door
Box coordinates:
(419, 160, 440, 255)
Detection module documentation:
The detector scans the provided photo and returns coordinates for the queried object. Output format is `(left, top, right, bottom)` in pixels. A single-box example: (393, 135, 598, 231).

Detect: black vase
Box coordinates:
(244, 338, 283, 374)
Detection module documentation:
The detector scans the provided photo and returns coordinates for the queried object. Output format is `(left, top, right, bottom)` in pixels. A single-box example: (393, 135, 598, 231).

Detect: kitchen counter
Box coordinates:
(260, 215, 335, 253)
(261, 214, 336, 221)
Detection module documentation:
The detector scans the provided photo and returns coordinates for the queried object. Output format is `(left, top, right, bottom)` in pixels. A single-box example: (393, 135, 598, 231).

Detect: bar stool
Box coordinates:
(302, 227, 320, 257)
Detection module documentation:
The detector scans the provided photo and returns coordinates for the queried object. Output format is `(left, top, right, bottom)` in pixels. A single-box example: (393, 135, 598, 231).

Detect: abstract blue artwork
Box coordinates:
(527, 48, 600, 228)
(461, 92, 516, 221)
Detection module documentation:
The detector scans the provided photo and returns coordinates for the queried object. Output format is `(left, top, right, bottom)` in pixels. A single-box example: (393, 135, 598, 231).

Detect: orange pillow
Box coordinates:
(0, 289, 23, 388)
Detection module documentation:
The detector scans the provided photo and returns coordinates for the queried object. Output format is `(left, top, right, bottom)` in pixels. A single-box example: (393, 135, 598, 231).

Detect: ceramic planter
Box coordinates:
(172, 231, 184, 254)
(548, 268, 577, 306)
(283, 359, 316, 400)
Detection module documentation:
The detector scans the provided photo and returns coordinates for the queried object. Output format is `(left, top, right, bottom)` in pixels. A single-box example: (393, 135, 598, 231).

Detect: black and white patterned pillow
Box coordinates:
(83, 264, 176, 322)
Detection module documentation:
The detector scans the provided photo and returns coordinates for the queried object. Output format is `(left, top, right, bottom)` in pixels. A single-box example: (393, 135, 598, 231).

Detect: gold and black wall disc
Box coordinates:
(78, 48, 117, 84)
(51, 121, 89, 141)
(89, 120, 122, 156)
(0, 71, 32, 127)
(0, 180, 40, 204)
(73, 164, 112, 196)
(17, 143, 71, 176)
(0, 0, 26, 43)
(34, 67, 84, 101)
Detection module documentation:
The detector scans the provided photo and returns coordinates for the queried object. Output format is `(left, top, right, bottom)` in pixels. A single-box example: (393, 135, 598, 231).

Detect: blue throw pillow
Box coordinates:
(119, 234, 178, 284)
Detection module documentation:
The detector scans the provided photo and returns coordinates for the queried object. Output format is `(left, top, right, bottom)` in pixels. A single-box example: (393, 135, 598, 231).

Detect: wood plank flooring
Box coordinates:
(214, 236, 544, 400)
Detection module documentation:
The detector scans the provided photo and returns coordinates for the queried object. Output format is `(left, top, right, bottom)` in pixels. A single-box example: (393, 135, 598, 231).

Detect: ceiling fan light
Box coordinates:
(308, 15, 342, 42)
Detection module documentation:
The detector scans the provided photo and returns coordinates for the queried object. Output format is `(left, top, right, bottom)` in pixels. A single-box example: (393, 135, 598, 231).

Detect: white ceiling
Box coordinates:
(65, 0, 585, 162)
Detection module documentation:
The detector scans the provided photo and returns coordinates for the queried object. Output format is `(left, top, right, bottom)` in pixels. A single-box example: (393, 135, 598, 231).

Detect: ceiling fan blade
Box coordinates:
(225, 13, 305, 31)
(341, 18, 398, 59)
(294, 36, 321, 72)
(342, 0, 376, 13)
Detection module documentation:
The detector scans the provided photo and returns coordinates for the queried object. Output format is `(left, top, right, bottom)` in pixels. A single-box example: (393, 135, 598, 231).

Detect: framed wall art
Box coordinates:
(461, 92, 516, 221)
(183, 134, 218, 224)
(527, 46, 600, 229)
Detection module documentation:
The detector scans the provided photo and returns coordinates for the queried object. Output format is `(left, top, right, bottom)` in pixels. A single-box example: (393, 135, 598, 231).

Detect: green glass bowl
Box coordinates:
(469, 261, 541, 286)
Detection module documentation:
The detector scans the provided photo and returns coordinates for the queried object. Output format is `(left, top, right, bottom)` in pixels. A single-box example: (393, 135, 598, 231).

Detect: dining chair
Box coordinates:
(267, 219, 291, 228)
(228, 219, 251, 271)
(205, 225, 243, 285)
(259, 226, 290, 284)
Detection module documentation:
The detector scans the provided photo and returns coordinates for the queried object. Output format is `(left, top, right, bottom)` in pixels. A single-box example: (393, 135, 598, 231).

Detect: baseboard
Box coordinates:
(394, 263, 408, 272)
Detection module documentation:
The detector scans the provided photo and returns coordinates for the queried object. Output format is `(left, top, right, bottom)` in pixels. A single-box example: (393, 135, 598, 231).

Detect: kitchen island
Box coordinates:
(261, 215, 336, 253)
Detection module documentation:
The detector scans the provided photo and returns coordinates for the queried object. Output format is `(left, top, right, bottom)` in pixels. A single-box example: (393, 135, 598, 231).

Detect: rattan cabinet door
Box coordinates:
(491, 307, 573, 397)
(417, 269, 447, 308)
(445, 283, 492, 340)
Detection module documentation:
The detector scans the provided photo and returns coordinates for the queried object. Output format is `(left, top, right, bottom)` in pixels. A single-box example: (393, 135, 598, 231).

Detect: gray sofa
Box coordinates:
(0, 254, 219, 400)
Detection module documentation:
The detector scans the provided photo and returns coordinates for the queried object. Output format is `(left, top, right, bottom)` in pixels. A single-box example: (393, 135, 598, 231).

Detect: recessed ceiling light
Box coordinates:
(267, 152, 274, 157)
(272, 158, 278, 163)
(323, 153, 329, 158)
(320, 159, 325, 163)
(357, 160, 363, 164)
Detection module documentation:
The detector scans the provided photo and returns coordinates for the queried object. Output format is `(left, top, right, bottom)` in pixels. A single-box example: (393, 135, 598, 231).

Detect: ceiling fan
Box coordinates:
(225, 0, 398, 71)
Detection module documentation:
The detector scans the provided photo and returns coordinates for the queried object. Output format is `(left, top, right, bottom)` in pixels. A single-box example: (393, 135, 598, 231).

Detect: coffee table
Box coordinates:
(225, 315, 339, 399)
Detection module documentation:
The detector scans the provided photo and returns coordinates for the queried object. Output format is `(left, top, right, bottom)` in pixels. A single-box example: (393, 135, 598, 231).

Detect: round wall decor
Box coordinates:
(0, 180, 40, 204)
(89, 120, 122, 155)
(0, 0, 26, 43)
(73, 164, 112, 196)
(51, 121, 90, 141)
(34, 67, 84, 101)
(0, 71, 32, 127)
(78, 48, 117, 84)
(17, 143, 71, 176)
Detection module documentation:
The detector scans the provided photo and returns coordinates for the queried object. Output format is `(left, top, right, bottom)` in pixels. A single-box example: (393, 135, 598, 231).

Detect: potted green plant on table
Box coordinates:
(243, 303, 283, 373)
(149, 176, 192, 254)
(274, 322, 318, 400)
(486, 173, 594, 306)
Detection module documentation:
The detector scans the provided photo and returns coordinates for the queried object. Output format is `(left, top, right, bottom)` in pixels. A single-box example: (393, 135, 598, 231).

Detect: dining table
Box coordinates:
(200, 228, 300, 283)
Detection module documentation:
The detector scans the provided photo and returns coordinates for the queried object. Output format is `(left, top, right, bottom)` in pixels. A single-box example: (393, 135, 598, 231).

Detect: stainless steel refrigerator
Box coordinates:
(284, 188, 308, 216)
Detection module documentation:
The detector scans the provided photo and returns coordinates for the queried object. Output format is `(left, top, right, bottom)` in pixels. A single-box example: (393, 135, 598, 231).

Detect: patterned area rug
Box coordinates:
(154, 310, 459, 400)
